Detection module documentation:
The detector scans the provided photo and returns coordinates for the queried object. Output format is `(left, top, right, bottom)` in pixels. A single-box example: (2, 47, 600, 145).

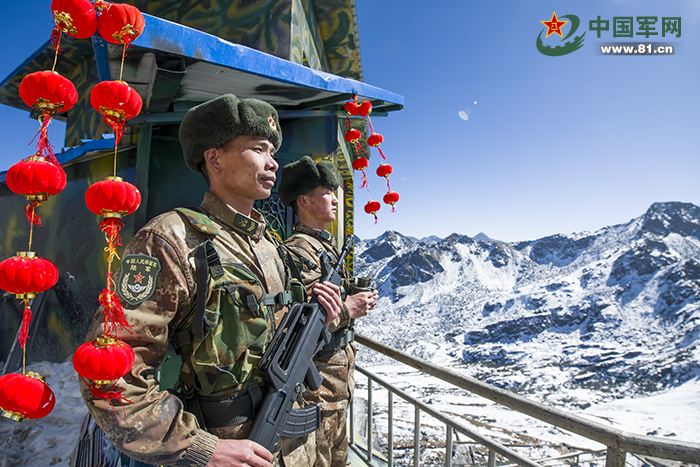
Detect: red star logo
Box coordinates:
(134, 273, 145, 283)
(541, 11, 568, 38)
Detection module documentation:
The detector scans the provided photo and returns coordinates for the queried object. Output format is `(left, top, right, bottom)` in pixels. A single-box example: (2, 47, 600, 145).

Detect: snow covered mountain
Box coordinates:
(354, 202, 700, 403)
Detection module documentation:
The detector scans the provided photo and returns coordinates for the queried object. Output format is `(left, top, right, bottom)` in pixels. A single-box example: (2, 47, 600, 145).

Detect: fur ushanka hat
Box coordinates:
(278, 156, 340, 207)
(178, 93, 282, 174)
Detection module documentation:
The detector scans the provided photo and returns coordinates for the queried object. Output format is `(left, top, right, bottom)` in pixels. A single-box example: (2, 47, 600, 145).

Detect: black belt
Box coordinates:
(195, 383, 264, 429)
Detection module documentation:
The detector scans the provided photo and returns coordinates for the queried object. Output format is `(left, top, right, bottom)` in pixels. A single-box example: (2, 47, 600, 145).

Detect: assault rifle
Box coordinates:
(248, 237, 353, 453)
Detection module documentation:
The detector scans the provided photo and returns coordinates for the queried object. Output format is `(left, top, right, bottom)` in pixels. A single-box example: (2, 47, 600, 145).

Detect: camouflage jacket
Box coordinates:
(284, 223, 355, 411)
(79, 192, 289, 467)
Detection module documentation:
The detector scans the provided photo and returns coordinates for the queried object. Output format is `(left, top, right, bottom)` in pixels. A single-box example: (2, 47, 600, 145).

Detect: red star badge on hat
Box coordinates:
(541, 11, 568, 38)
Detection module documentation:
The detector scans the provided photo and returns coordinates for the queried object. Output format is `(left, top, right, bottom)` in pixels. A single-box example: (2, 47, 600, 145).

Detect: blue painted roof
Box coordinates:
(130, 14, 403, 106)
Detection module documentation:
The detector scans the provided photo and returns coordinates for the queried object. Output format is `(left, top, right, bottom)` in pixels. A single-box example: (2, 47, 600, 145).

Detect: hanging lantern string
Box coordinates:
(27, 206, 37, 251)
(97, 218, 130, 339)
(119, 45, 127, 82)
(50, 30, 63, 72)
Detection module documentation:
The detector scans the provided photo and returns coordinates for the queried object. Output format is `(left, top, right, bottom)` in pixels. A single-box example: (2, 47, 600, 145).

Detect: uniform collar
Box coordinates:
(201, 192, 266, 239)
(292, 222, 336, 248)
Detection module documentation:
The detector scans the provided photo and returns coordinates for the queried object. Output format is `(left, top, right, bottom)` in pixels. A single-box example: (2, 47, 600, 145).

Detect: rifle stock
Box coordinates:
(248, 237, 354, 453)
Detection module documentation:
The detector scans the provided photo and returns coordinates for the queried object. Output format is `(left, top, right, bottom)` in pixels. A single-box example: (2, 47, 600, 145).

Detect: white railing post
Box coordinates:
(446, 425, 453, 467)
(414, 406, 420, 467)
(388, 391, 394, 467)
(367, 379, 373, 465)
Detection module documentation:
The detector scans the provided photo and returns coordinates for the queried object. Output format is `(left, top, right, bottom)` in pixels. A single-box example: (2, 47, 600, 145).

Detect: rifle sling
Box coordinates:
(193, 240, 223, 339)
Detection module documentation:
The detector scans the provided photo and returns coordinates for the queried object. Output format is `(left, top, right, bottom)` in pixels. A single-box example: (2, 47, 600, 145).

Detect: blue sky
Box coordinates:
(1, 1, 699, 242)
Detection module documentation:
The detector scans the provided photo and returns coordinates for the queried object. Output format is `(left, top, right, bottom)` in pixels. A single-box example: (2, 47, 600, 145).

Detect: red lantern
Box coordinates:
(0, 252, 59, 299)
(6, 156, 67, 201)
(344, 101, 359, 116)
(19, 71, 78, 160)
(0, 371, 55, 422)
(352, 157, 369, 188)
(352, 157, 369, 171)
(73, 336, 135, 387)
(19, 71, 78, 115)
(51, 0, 98, 39)
(85, 177, 141, 219)
(376, 163, 393, 179)
(97, 3, 145, 45)
(344, 128, 362, 144)
(383, 191, 400, 212)
(90, 80, 143, 145)
(367, 133, 383, 148)
(358, 100, 373, 117)
(364, 200, 381, 224)
(5, 155, 67, 226)
(0, 252, 59, 347)
(377, 163, 393, 191)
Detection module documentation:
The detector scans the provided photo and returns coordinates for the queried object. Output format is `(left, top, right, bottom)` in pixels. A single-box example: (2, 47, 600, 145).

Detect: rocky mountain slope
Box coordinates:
(354, 202, 700, 403)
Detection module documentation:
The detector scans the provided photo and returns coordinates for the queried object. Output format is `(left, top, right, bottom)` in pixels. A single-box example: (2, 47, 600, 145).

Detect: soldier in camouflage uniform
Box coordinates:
(278, 156, 378, 467)
(79, 95, 343, 467)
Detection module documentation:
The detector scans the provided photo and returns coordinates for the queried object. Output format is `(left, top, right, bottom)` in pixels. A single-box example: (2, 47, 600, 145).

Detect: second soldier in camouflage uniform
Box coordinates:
(278, 156, 378, 467)
(79, 95, 343, 467)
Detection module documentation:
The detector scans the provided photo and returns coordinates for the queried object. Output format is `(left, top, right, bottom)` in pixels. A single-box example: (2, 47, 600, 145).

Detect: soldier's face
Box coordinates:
(215, 135, 278, 203)
(301, 186, 338, 226)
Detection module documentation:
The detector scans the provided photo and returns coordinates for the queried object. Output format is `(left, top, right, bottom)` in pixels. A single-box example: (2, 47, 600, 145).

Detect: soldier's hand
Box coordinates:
(345, 289, 378, 319)
(312, 281, 343, 324)
(208, 439, 273, 467)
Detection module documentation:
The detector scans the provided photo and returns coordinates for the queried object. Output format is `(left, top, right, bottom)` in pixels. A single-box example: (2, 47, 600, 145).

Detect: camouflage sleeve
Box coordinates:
(284, 238, 349, 333)
(79, 224, 219, 467)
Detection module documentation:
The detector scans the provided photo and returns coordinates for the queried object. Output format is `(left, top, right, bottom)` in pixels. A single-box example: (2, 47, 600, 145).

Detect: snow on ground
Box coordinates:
(352, 359, 700, 466)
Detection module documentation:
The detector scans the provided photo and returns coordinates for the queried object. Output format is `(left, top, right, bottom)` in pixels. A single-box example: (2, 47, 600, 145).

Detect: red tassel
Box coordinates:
(24, 201, 43, 226)
(103, 116, 127, 146)
(99, 287, 130, 338)
(98, 218, 124, 250)
(18, 299, 33, 348)
(81, 377, 132, 424)
(50, 28, 63, 53)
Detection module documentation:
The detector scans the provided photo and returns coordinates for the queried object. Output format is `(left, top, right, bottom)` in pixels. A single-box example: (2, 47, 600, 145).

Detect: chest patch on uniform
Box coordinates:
(119, 254, 161, 305)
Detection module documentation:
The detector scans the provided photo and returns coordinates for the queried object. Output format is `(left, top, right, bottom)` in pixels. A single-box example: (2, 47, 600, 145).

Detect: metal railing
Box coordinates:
(350, 334, 700, 467)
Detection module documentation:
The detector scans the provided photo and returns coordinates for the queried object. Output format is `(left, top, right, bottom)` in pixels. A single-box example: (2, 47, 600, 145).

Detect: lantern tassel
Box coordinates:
(80, 376, 132, 424)
(103, 116, 127, 147)
(99, 218, 124, 257)
(24, 201, 43, 226)
(18, 299, 33, 348)
(99, 286, 131, 339)
(359, 170, 368, 189)
(30, 114, 61, 167)
(377, 146, 387, 161)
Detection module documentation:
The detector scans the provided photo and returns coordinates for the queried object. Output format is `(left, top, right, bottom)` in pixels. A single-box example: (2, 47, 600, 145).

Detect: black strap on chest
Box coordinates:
(193, 240, 225, 339)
